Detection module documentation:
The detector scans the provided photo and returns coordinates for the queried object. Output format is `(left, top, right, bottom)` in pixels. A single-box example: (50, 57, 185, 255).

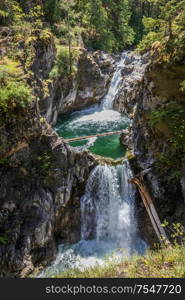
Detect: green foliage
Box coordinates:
(0, 9, 9, 20)
(38, 29, 54, 45)
(44, 0, 61, 23)
(180, 80, 185, 92)
(37, 152, 52, 174)
(83, 0, 116, 51)
(0, 0, 12, 25)
(149, 103, 185, 152)
(0, 236, 9, 245)
(155, 153, 182, 183)
(137, 0, 185, 61)
(0, 0, 25, 27)
(0, 82, 31, 112)
(107, 0, 135, 50)
(49, 45, 80, 78)
(1, 0, 185, 56)
(137, 32, 160, 52)
(0, 59, 32, 112)
(162, 222, 185, 245)
(77, 0, 134, 52)
(56, 46, 71, 75)
(0, 157, 10, 165)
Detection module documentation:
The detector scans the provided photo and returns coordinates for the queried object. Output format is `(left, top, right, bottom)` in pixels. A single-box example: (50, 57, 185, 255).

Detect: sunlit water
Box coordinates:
(56, 52, 132, 159)
(56, 105, 130, 159)
(56, 51, 148, 159)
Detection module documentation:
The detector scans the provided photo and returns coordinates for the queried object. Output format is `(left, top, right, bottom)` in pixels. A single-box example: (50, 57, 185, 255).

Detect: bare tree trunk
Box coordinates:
(66, 12, 72, 75)
(168, 17, 173, 40)
(129, 175, 171, 247)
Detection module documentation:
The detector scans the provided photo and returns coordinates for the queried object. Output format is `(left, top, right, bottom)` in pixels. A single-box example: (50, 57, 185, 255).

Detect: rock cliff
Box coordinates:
(0, 107, 98, 277)
(42, 49, 116, 125)
(116, 57, 185, 245)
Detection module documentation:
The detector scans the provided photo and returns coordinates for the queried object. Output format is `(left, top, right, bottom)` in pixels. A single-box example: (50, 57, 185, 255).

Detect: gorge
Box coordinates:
(38, 52, 148, 277)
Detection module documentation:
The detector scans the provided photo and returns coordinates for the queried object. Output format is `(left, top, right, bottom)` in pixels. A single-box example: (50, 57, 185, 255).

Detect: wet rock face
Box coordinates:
(61, 51, 115, 112)
(119, 130, 131, 150)
(0, 117, 98, 277)
(114, 52, 150, 115)
(43, 50, 116, 125)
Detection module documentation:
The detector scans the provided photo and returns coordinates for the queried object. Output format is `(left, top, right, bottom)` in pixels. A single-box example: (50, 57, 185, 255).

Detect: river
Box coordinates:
(39, 51, 147, 277)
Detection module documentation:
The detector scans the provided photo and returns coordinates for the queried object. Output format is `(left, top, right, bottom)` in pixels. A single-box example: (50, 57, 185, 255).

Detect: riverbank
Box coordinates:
(53, 243, 185, 278)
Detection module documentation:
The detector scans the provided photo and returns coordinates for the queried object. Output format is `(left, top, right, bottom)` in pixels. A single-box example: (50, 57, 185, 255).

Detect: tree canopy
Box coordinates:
(0, 0, 185, 56)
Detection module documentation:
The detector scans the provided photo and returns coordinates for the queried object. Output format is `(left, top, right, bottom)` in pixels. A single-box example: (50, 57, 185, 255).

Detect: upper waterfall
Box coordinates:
(102, 53, 128, 110)
(56, 51, 146, 159)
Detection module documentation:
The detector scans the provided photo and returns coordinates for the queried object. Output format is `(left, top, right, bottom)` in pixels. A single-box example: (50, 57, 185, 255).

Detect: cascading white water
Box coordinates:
(38, 161, 146, 278)
(102, 52, 128, 110)
(81, 161, 138, 255)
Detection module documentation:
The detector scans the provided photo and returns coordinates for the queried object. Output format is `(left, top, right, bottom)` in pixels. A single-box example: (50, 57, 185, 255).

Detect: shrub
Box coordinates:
(180, 80, 185, 92)
(0, 81, 32, 112)
(137, 32, 161, 53)
(0, 58, 32, 112)
(149, 103, 185, 152)
(49, 45, 81, 78)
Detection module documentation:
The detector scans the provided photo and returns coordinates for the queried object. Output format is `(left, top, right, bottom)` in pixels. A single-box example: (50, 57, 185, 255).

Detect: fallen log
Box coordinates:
(129, 174, 171, 246)
(65, 130, 128, 143)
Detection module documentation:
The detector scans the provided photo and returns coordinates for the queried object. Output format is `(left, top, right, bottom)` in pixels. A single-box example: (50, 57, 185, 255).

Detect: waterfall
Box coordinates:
(81, 160, 138, 255)
(38, 161, 146, 278)
(102, 53, 127, 110)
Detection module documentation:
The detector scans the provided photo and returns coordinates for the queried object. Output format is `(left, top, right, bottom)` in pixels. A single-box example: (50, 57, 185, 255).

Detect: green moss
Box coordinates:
(36, 152, 53, 175)
(0, 236, 9, 245)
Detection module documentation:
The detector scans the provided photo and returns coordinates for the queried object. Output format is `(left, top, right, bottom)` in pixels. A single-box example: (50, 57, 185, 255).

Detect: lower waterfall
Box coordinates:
(39, 161, 146, 278)
(81, 161, 137, 252)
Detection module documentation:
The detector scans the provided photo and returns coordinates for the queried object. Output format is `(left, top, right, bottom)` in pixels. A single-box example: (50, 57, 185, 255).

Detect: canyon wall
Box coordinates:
(39, 48, 116, 125)
(0, 107, 98, 277)
(116, 57, 185, 245)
